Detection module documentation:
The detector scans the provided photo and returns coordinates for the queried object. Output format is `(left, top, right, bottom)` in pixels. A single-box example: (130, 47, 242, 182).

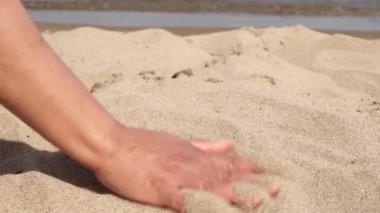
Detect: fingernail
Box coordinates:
(251, 197, 262, 208)
(231, 196, 239, 204)
(269, 185, 280, 197)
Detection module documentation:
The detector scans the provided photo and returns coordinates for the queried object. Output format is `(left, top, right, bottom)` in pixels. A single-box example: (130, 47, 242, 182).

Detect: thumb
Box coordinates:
(190, 140, 234, 154)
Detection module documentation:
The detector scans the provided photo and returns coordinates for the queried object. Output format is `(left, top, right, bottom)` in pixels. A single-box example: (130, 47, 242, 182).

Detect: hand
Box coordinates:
(95, 126, 279, 212)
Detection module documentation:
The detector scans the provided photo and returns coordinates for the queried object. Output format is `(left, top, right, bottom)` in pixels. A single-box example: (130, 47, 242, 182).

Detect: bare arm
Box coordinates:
(0, 0, 117, 171)
(0, 1, 277, 211)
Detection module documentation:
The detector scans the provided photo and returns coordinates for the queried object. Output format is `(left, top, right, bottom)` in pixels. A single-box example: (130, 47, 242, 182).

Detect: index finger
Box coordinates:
(231, 157, 262, 173)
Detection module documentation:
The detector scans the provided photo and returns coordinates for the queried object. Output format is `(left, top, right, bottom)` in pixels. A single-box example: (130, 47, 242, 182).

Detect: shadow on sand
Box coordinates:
(0, 139, 107, 194)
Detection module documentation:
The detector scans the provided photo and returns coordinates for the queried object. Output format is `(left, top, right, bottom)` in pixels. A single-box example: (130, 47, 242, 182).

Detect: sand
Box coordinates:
(0, 25, 379, 212)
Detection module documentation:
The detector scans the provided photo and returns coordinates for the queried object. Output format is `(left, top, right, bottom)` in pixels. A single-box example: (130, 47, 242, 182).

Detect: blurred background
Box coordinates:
(23, 0, 380, 37)
(22, 0, 380, 16)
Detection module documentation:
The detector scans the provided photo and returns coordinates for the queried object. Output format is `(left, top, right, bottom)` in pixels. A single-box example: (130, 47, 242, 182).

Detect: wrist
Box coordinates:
(87, 120, 124, 173)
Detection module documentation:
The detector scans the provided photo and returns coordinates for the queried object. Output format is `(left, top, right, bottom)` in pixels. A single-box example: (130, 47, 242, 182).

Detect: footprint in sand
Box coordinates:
(204, 57, 219, 68)
(138, 70, 165, 81)
(205, 78, 223, 83)
(90, 73, 123, 93)
(172, 68, 194, 79)
(357, 100, 380, 114)
(246, 74, 276, 86)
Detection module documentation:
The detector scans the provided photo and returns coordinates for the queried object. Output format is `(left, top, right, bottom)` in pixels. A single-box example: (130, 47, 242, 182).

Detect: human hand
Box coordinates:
(95, 126, 279, 212)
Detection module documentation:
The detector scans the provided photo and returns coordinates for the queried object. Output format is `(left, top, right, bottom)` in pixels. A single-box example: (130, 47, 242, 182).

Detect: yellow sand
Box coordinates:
(1, 26, 379, 212)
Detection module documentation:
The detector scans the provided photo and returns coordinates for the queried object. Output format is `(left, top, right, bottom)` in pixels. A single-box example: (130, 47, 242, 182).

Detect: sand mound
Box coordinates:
(1, 26, 379, 212)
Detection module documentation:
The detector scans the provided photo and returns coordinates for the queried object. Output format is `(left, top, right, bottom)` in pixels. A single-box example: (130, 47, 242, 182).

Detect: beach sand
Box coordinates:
(0, 26, 379, 212)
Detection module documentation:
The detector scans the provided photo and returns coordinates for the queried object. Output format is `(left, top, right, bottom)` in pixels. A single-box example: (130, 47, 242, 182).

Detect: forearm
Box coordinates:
(0, 1, 119, 171)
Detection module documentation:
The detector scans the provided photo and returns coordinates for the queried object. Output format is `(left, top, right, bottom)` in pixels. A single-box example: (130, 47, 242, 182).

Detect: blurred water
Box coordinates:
(237, 0, 380, 6)
(24, 0, 380, 6)
(29, 10, 380, 31)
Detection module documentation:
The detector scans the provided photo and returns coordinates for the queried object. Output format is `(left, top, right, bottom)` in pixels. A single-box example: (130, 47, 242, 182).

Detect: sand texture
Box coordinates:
(0, 25, 379, 212)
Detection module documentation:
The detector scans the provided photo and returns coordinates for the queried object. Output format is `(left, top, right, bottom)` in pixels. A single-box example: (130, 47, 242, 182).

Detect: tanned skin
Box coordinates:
(0, 1, 278, 211)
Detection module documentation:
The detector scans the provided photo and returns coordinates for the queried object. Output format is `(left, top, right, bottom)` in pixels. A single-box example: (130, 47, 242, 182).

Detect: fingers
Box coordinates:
(190, 140, 262, 173)
(164, 185, 240, 212)
(191, 140, 234, 154)
(230, 172, 253, 183)
(247, 185, 279, 209)
(212, 185, 268, 210)
(268, 185, 280, 197)
(163, 177, 279, 212)
(251, 197, 263, 208)
(174, 141, 278, 212)
(232, 157, 262, 173)
(211, 185, 239, 204)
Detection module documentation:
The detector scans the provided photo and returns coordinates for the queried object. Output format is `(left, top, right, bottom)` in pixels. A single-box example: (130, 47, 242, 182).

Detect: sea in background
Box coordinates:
(23, 0, 380, 16)
(24, 0, 380, 36)
(29, 10, 380, 32)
